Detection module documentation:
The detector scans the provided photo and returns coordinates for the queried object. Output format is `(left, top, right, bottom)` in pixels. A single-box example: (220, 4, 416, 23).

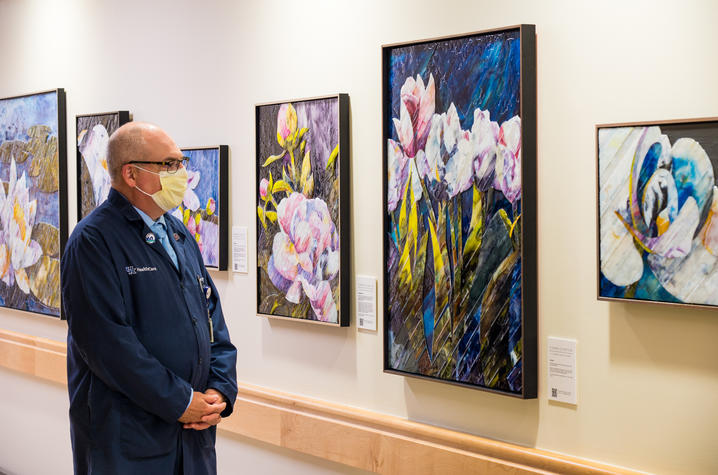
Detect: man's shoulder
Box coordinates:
(67, 202, 124, 248)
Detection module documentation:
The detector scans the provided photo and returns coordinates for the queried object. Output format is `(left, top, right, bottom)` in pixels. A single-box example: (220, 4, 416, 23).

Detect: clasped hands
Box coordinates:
(178, 388, 226, 431)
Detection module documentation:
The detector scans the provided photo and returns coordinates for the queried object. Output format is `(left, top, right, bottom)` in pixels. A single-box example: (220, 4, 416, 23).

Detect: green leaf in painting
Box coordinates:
(266, 211, 277, 223)
(326, 144, 339, 170)
(300, 150, 311, 188)
(257, 206, 266, 228)
(272, 180, 293, 195)
(408, 189, 418, 256)
(297, 127, 308, 142)
(262, 153, 284, 167)
(498, 208, 513, 234)
(290, 149, 297, 182)
(302, 175, 314, 197)
(398, 231, 413, 286)
(282, 167, 290, 185)
(463, 186, 484, 258)
(397, 178, 411, 243)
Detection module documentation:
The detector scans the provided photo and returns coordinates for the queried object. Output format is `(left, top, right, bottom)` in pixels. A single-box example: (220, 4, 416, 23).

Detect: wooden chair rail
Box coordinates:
(0, 328, 643, 475)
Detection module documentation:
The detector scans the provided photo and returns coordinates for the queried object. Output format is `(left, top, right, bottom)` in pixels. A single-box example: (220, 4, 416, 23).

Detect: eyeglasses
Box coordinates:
(127, 156, 190, 174)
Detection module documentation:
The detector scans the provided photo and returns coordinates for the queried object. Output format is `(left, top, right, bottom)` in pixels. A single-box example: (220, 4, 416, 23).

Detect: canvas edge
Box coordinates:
(254, 94, 347, 328)
(519, 24, 538, 399)
(57, 88, 68, 320)
(218, 144, 229, 271)
(381, 25, 538, 397)
(338, 93, 351, 327)
(595, 117, 718, 311)
(380, 24, 525, 49)
(381, 41, 392, 374)
(0, 88, 63, 102)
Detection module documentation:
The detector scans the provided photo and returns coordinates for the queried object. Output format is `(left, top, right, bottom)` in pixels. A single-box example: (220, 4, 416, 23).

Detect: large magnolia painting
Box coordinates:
(0, 89, 67, 318)
(76, 111, 130, 220)
(382, 27, 537, 397)
(256, 95, 349, 326)
(598, 119, 718, 306)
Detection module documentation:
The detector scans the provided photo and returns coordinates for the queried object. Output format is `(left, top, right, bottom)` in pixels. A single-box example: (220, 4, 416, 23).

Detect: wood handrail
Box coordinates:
(0, 328, 644, 475)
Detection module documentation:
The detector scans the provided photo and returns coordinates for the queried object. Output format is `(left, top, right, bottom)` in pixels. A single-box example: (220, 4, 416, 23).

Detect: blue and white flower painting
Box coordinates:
(599, 121, 718, 305)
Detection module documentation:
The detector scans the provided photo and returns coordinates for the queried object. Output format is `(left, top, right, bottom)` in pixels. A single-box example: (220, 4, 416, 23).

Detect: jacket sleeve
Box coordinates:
(62, 228, 193, 423)
(203, 266, 238, 418)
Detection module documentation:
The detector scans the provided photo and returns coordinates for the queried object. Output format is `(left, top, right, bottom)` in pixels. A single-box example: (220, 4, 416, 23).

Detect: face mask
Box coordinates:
(133, 165, 188, 212)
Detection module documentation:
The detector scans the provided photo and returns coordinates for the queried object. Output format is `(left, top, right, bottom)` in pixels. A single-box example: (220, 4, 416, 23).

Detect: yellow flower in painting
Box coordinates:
(0, 158, 42, 294)
(183, 207, 190, 226)
(206, 197, 216, 216)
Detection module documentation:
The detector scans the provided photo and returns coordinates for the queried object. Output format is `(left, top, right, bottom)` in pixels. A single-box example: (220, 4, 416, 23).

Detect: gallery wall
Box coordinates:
(1, 0, 717, 474)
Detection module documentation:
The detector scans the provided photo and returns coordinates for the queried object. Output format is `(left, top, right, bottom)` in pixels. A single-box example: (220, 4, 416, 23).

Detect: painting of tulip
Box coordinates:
(598, 119, 718, 307)
(170, 146, 228, 270)
(256, 95, 350, 326)
(0, 89, 67, 318)
(76, 111, 130, 219)
(382, 26, 537, 397)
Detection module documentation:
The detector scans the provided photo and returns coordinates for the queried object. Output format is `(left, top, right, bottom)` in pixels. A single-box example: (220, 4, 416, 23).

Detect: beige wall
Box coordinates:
(1, 0, 717, 474)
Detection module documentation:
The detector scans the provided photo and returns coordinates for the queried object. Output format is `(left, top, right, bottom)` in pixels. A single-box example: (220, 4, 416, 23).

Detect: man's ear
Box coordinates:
(121, 164, 136, 188)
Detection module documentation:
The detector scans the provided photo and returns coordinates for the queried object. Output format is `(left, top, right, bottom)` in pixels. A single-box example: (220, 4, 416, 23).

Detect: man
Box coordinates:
(62, 122, 237, 474)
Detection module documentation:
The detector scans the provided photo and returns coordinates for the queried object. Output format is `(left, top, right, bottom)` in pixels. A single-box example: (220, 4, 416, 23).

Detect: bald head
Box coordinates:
(107, 122, 180, 184)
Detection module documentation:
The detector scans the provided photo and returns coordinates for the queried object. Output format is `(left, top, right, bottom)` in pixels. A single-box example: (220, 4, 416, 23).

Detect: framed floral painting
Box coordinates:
(0, 89, 67, 318)
(255, 94, 350, 326)
(382, 26, 537, 397)
(171, 145, 229, 270)
(76, 110, 131, 220)
(598, 118, 718, 308)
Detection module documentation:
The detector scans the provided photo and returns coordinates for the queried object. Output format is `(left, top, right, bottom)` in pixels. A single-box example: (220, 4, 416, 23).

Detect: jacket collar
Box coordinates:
(108, 188, 144, 224)
(108, 187, 190, 245)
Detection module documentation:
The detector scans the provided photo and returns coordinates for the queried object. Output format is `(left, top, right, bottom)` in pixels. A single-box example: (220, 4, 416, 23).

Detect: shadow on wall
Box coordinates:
(402, 376, 540, 447)
(609, 302, 718, 372)
(261, 318, 358, 377)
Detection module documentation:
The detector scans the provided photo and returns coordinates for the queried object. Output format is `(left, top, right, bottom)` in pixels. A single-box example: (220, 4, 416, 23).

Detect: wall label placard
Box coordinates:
(232, 226, 248, 274)
(547, 337, 577, 405)
(356, 275, 377, 331)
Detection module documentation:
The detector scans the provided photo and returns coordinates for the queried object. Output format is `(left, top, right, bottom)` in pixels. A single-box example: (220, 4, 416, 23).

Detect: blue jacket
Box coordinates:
(62, 189, 237, 474)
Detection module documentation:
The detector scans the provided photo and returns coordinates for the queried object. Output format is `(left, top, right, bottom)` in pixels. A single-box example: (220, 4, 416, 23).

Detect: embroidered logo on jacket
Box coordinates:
(125, 266, 158, 275)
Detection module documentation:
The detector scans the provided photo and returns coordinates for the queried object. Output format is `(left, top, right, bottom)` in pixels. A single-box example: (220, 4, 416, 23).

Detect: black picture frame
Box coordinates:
(0, 88, 67, 319)
(76, 110, 131, 221)
(178, 145, 229, 271)
(255, 94, 350, 327)
(381, 25, 537, 397)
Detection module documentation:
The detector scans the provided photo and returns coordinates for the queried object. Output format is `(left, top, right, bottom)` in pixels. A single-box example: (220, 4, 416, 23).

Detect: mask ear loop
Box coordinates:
(131, 164, 161, 197)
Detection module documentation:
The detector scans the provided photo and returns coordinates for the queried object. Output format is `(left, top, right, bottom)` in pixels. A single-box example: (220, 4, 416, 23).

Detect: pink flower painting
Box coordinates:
(256, 96, 346, 324)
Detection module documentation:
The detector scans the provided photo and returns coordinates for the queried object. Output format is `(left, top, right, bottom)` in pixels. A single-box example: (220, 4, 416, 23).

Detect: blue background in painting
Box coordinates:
(0, 91, 60, 229)
(182, 148, 219, 215)
(387, 29, 520, 135)
(0, 92, 59, 141)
